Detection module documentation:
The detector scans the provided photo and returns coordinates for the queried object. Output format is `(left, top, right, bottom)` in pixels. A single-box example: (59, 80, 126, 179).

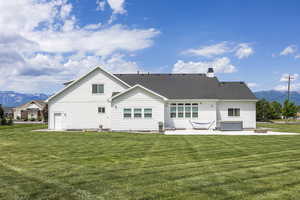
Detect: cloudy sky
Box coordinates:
(0, 0, 300, 94)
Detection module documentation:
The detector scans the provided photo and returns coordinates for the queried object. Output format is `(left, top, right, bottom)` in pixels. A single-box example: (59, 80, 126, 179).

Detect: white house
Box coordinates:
(47, 67, 257, 131)
(14, 100, 46, 121)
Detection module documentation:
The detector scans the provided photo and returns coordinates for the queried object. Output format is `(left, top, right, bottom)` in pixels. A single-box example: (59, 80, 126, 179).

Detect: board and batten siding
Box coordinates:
(48, 69, 128, 130)
(164, 101, 217, 129)
(111, 87, 165, 131)
(216, 101, 256, 129)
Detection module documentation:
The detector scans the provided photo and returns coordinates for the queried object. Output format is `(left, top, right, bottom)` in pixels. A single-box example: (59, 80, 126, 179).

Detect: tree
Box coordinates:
(282, 100, 298, 119)
(270, 101, 282, 119)
(256, 99, 272, 121)
(0, 104, 4, 119)
(42, 104, 48, 122)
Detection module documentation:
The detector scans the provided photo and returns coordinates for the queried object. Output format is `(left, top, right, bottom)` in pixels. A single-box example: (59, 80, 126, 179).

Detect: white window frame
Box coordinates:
(98, 107, 105, 113)
(144, 108, 152, 118)
(92, 84, 104, 94)
(134, 108, 142, 118)
(228, 108, 240, 117)
(123, 108, 132, 119)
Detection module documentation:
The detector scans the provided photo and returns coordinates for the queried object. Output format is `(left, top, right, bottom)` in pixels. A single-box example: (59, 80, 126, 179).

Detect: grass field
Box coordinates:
(1, 125, 300, 200)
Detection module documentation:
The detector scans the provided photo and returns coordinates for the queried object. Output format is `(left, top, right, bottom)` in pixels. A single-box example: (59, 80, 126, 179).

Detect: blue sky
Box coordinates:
(0, 0, 300, 94)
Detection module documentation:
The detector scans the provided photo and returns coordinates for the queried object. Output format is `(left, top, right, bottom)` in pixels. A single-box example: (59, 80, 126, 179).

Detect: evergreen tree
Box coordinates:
(282, 100, 298, 119)
(256, 99, 272, 121)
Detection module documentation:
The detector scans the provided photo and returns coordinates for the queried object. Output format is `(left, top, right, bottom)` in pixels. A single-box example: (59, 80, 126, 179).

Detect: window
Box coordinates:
(228, 108, 240, 117)
(178, 103, 184, 118)
(92, 84, 104, 94)
(134, 108, 142, 118)
(144, 108, 152, 118)
(98, 107, 105, 113)
(123, 108, 132, 118)
(192, 103, 198, 118)
(170, 104, 177, 118)
(185, 103, 191, 118)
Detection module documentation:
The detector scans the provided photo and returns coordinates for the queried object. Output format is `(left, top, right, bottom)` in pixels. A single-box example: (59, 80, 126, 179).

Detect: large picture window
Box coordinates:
(123, 108, 132, 118)
(92, 84, 104, 94)
(178, 103, 184, 118)
(144, 108, 152, 118)
(170, 104, 177, 118)
(134, 108, 142, 118)
(228, 108, 240, 117)
(192, 103, 198, 118)
(185, 103, 191, 118)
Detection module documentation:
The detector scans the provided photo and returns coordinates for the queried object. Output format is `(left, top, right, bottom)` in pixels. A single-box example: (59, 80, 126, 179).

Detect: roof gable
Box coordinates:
(47, 66, 130, 102)
(110, 84, 168, 101)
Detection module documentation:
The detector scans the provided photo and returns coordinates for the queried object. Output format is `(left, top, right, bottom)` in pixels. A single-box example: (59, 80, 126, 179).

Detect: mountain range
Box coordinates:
(0, 90, 299, 107)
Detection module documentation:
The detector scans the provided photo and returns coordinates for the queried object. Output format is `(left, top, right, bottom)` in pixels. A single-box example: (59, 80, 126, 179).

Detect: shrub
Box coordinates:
(30, 118, 36, 121)
(1, 118, 7, 125)
(24, 118, 28, 121)
(7, 118, 13, 125)
(16, 116, 21, 120)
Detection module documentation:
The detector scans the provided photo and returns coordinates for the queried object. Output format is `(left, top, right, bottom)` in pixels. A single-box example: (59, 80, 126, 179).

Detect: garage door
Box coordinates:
(54, 113, 63, 130)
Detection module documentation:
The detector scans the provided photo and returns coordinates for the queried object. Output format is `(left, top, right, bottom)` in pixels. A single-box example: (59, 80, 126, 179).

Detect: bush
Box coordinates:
(7, 118, 13, 125)
(16, 116, 21, 120)
(30, 118, 36, 121)
(24, 118, 28, 121)
(1, 118, 7, 125)
(37, 117, 42, 121)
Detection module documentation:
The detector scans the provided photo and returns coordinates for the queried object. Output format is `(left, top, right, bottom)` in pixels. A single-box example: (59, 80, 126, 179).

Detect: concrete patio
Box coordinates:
(164, 129, 299, 135)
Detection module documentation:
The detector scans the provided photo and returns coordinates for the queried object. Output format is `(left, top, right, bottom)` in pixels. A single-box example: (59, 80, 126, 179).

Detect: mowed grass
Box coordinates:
(257, 122, 300, 133)
(1, 125, 300, 199)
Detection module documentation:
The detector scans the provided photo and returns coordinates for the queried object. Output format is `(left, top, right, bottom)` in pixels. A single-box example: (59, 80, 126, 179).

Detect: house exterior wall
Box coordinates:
(111, 88, 165, 131)
(164, 101, 217, 129)
(216, 101, 256, 129)
(13, 102, 43, 120)
(48, 70, 128, 130)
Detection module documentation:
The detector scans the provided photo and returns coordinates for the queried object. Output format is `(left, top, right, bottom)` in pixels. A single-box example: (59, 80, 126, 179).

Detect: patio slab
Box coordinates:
(164, 129, 299, 135)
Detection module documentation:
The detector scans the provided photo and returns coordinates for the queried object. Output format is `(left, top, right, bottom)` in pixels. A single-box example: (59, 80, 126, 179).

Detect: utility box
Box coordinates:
(220, 121, 243, 131)
(158, 121, 164, 133)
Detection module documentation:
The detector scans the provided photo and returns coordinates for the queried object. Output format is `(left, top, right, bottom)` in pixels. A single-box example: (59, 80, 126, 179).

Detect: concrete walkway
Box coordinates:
(164, 129, 299, 135)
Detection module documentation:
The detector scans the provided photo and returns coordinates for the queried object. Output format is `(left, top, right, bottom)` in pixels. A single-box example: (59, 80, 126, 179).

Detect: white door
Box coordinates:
(54, 113, 63, 130)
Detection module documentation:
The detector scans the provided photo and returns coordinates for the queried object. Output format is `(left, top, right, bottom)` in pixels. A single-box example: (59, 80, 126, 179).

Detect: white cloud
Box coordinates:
(235, 43, 254, 59)
(0, 0, 158, 93)
(295, 54, 300, 59)
(96, 0, 106, 11)
(183, 42, 230, 58)
(247, 82, 258, 88)
(172, 57, 236, 74)
(274, 83, 300, 92)
(107, 0, 126, 14)
(280, 73, 298, 82)
(183, 42, 254, 59)
(280, 45, 297, 56)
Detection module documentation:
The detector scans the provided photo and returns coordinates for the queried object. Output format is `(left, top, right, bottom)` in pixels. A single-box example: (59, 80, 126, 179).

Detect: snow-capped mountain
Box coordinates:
(0, 91, 50, 107)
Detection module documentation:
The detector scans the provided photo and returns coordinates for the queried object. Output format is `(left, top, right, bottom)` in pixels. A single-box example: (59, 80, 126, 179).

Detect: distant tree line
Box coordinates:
(257, 99, 299, 121)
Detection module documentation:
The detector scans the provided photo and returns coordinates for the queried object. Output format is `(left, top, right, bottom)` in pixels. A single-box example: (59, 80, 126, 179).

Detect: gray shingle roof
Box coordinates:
(114, 74, 257, 100)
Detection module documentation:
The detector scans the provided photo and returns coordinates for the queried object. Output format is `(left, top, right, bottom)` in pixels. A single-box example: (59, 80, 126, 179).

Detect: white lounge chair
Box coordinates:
(189, 120, 215, 130)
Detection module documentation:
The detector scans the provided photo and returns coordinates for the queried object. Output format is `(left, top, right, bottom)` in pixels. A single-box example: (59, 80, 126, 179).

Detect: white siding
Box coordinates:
(165, 101, 217, 129)
(48, 69, 128, 130)
(217, 101, 256, 129)
(111, 88, 165, 131)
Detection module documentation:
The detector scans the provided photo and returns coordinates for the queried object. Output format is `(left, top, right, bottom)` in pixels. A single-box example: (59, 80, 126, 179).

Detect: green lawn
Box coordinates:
(257, 122, 300, 133)
(1, 125, 300, 199)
